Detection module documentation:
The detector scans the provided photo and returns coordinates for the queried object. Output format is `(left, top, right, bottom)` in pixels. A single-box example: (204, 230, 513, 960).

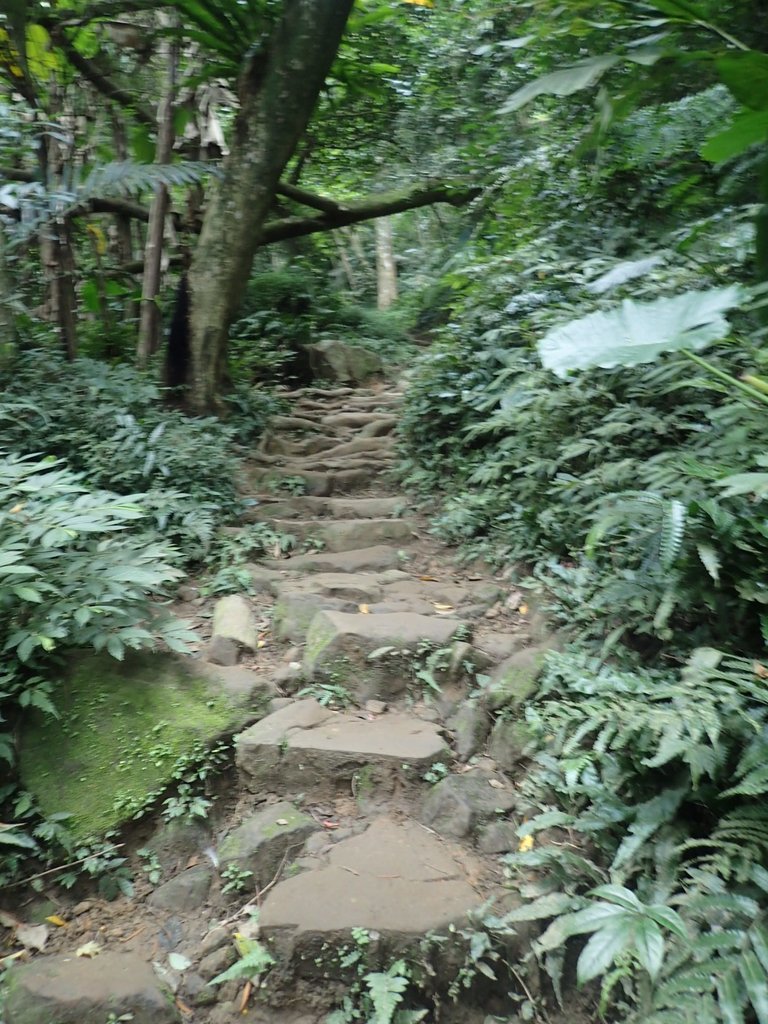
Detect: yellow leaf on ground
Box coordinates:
(76, 941, 102, 958)
(518, 604, 529, 616)
(358, 604, 370, 614)
(433, 603, 454, 612)
(45, 915, 66, 927)
(518, 835, 534, 853)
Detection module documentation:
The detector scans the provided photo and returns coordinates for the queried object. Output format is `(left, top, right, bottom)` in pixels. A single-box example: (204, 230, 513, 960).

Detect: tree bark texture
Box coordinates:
(185, 0, 354, 413)
(137, 16, 176, 367)
(375, 216, 398, 310)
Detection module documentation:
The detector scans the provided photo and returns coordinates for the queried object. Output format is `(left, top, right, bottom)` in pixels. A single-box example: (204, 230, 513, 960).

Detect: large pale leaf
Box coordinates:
(538, 286, 743, 378)
(576, 920, 633, 985)
(499, 55, 619, 113)
(702, 109, 768, 163)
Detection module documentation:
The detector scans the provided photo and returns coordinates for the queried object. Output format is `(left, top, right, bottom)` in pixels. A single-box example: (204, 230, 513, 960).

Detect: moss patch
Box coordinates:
(19, 651, 245, 841)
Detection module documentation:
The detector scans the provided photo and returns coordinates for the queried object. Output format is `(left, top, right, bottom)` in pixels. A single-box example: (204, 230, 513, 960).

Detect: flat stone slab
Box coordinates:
(236, 700, 447, 793)
(274, 572, 386, 605)
(260, 817, 482, 935)
(212, 594, 258, 651)
(4, 952, 179, 1024)
(267, 518, 415, 553)
(266, 545, 403, 574)
(303, 610, 468, 700)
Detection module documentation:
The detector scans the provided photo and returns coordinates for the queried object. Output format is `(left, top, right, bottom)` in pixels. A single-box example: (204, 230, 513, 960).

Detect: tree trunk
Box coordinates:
(185, 0, 354, 413)
(137, 17, 177, 367)
(375, 216, 398, 310)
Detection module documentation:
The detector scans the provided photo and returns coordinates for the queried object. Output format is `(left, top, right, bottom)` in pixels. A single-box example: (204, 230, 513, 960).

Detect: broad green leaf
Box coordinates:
(536, 904, 628, 952)
(538, 286, 743, 378)
(717, 52, 768, 110)
(646, 905, 688, 942)
(589, 884, 643, 911)
(702, 109, 768, 163)
(499, 55, 620, 114)
(716, 472, 768, 498)
(501, 892, 575, 923)
(632, 917, 665, 980)
(577, 920, 633, 985)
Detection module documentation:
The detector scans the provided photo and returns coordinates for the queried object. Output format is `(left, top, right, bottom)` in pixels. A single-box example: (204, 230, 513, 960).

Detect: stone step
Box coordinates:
(303, 609, 470, 701)
(265, 544, 405, 574)
(266, 517, 416, 553)
(246, 466, 382, 496)
(235, 698, 447, 794)
(257, 816, 490, 998)
(246, 495, 403, 521)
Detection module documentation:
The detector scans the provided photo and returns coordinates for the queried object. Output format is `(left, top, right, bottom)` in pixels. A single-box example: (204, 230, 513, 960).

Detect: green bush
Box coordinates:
(0, 452, 194, 749)
(0, 353, 247, 559)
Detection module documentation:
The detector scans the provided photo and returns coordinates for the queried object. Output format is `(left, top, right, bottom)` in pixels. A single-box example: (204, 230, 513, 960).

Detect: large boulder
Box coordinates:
(18, 651, 268, 841)
(305, 339, 383, 383)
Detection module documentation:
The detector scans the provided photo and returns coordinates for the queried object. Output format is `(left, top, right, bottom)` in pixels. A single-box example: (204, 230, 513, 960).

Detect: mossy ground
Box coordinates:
(18, 651, 243, 841)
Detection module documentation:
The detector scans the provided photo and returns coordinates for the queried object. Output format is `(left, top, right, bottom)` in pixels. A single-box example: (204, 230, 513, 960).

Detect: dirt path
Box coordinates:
(4, 379, 556, 1024)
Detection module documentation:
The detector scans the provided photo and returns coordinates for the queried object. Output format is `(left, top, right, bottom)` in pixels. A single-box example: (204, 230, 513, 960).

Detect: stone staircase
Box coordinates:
(4, 381, 554, 1024)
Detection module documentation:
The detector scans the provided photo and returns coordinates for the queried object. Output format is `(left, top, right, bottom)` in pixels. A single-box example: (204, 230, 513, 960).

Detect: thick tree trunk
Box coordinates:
(375, 216, 398, 310)
(185, 0, 354, 413)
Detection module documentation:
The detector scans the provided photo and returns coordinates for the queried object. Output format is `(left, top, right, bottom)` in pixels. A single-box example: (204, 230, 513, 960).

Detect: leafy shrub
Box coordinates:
(498, 648, 768, 1023)
(0, 353, 250, 560)
(0, 452, 194, 746)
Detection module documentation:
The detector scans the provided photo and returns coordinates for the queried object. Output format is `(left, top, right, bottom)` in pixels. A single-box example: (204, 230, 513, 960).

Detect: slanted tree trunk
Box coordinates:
(137, 16, 177, 367)
(185, 0, 354, 413)
(375, 216, 398, 310)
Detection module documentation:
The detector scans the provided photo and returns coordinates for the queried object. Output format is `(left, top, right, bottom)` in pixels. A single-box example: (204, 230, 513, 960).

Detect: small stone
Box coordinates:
(420, 772, 517, 839)
(488, 718, 536, 769)
(205, 635, 240, 667)
(449, 702, 491, 761)
(197, 944, 235, 982)
(477, 821, 519, 854)
(283, 646, 301, 663)
(212, 594, 258, 651)
(177, 585, 200, 602)
(365, 700, 387, 715)
(147, 867, 212, 913)
(198, 925, 231, 957)
(72, 900, 93, 916)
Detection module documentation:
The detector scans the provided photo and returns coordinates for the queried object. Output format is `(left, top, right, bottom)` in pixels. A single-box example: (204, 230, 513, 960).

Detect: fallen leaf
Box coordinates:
(0, 910, 19, 929)
(9, 503, 24, 514)
(488, 779, 505, 790)
(518, 604, 529, 616)
(45, 915, 66, 927)
(433, 603, 454, 612)
(239, 979, 253, 1013)
(169, 952, 192, 972)
(754, 661, 768, 679)
(419, 575, 439, 582)
(358, 603, 370, 614)
(175, 996, 193, 1016)
(518, 835, 534, 853)
(322, 820, 340, 830)
(16, 923, 48, 951)
(76, 941, 102, 958)
(257, 639, 266, 649)
(506, 592, 523, 611)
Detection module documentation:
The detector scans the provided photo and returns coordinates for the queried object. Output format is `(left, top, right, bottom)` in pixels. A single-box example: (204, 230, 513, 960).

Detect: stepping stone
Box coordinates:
(273, 592, 356, 643)
(420, 771, 517, 839)
(266, 545, 403, 574)
(267, 518, 415, 552)
(236, 700, 447, 794)
(318, 437, 393, 459)
(324, 496, 402, 518)
(274, 572, 386, 605)
(259, 817, 486, 980)
(4, 952, 178, 1024)
(218, 800, 318, 891)
(302, 610, 468, 700)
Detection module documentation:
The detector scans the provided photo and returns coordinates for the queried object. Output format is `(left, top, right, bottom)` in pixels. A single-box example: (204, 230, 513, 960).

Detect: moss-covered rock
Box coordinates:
(18, 651, 267, 841)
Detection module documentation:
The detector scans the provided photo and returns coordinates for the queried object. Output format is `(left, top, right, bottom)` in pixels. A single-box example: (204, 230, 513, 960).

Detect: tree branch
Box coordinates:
(49, 38, 154, 126)
(260, 179, 481, 245)
(275, 181, 341, 214)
